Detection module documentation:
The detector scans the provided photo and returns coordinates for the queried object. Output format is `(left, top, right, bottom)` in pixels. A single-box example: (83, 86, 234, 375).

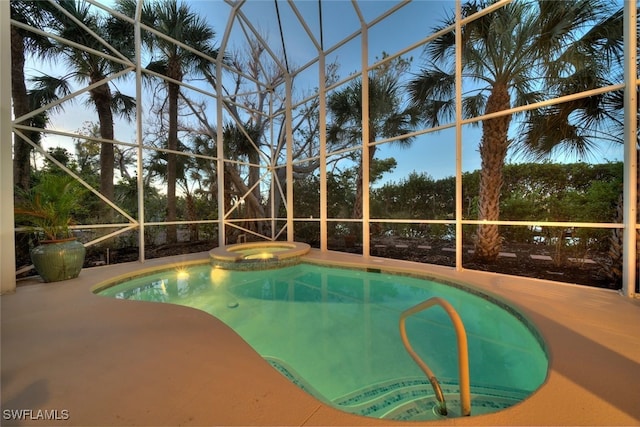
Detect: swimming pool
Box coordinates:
(97, 262, 548, 421)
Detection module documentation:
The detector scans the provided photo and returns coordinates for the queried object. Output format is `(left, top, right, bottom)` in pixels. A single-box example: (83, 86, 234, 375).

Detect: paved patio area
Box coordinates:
(2, 250, 640, 426)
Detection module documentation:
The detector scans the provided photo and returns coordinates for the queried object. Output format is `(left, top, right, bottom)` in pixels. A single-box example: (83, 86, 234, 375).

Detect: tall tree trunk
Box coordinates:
(167, 78, 179, 244)
(11, 25, 34, 267)
(11, 26, 31, 191)
(474, 84, 511, 262)
(247, 149, 263, 234)
(607, 192, 624, 284)
(605, 150, 640, 290)
(223, 168, 234, 243)
(185, 192, 198, 241)
(225, 163, 264, 219)
(351, 142, 378, 221)
(90, 78, 115, 220)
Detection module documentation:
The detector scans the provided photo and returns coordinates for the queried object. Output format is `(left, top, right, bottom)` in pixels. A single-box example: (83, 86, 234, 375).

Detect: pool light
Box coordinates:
(176, 269, 190, 280)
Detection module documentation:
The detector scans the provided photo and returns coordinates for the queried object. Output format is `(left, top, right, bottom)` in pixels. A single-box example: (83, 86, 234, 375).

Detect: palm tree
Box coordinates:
(45, 0, 135, 212)
(512, 5, 636, 286)
(119, 0, 218, 244)
(10, 0, 57, 190)
(408, 0, 615, 262)
(24, 73, 73, 162)
(328, 58, 418, 221)
(516, 6, 628, 159)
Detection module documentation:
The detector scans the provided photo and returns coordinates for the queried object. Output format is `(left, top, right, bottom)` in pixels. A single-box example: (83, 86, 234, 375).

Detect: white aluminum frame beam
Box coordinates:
(1, 0, 16, 294)
(623, 0, 638, 298)
(455, 0, 463, 270)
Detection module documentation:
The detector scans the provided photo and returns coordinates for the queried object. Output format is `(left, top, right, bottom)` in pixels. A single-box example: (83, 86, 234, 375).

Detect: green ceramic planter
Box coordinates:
(30, 239, 86, 283)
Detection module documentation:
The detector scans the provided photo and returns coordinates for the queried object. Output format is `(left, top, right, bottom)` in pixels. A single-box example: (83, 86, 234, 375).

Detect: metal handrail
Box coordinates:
(399, 297, 471, 417)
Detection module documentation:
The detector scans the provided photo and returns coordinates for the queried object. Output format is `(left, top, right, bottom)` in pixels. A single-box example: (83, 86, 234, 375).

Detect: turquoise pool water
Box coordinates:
(98, 263, 548, 420)
(232, 246, 290, 256)
(233, 246, 289, 259)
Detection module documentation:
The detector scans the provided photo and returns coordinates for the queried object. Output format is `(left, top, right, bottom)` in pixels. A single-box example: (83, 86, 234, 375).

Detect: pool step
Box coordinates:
(265, 357, 529, 421)
(264, 356, 331, 404)
(332, 377, 530, 421)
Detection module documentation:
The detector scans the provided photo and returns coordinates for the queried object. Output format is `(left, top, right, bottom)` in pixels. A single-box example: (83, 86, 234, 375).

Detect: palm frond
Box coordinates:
(112, 92, 137, 121)
(28, 73, 74, 112)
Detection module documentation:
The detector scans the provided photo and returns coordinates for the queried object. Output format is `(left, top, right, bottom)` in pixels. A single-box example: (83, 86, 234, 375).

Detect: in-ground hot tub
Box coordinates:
(209, 241, 311, 270)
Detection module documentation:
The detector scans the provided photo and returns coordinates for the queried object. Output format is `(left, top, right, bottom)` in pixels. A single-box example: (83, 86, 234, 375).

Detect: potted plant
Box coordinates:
(15, 173, 87, 282)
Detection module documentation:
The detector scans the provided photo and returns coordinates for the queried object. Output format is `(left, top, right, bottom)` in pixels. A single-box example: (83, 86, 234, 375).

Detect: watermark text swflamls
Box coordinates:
(3, 409, 70, 421)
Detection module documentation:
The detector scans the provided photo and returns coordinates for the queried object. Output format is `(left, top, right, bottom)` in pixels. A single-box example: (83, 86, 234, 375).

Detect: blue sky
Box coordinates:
(191, 0, 623, 183)
(191, 0, 480, 181)
(34, 0, 624, 184)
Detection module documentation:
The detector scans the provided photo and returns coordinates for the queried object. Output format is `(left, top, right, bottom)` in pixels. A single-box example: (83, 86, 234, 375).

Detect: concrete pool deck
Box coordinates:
(2, 249, 640, 426)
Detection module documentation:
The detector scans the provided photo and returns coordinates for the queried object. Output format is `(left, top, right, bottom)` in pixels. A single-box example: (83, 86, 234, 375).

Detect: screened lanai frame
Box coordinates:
(0, 0, 637, 297)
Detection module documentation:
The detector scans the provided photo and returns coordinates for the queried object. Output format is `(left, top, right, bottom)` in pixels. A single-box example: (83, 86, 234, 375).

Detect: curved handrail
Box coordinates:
(399, 297, 471, 417)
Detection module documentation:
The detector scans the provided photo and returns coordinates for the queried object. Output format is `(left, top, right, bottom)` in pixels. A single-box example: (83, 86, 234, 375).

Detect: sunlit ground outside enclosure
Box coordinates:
(2, 0, 638, 297)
